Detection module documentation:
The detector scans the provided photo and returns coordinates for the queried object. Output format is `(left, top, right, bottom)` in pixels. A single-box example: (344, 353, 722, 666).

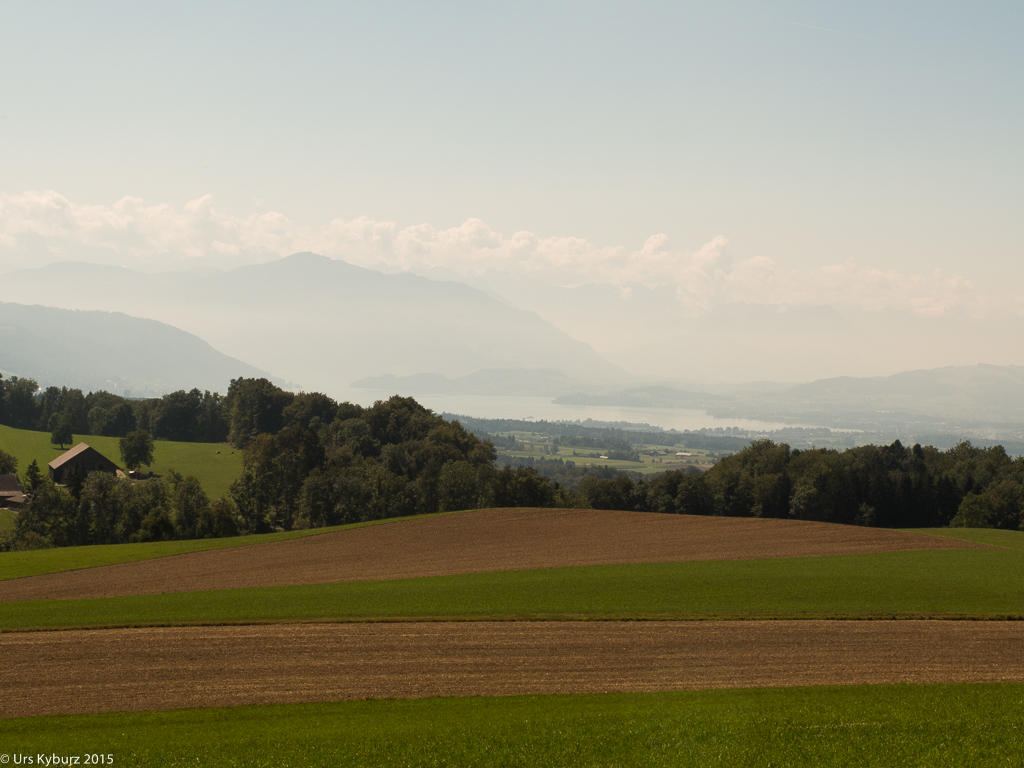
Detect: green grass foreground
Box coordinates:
(4, 548, 1024, 629)
(0, 423, 243, 499)
(3, 684, 1022, 767)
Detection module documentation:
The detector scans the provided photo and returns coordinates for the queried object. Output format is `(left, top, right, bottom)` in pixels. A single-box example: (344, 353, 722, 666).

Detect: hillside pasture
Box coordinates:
(0, 423, 243, 498)
(0, 509, 990, 602)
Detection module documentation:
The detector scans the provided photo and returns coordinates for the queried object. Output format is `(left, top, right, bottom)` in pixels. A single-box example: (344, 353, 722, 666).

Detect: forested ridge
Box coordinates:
(2, 375, 1022, 551)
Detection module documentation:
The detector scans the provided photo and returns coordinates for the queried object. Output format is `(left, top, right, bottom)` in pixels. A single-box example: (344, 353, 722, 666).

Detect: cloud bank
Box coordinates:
(0, 190, 993, 316)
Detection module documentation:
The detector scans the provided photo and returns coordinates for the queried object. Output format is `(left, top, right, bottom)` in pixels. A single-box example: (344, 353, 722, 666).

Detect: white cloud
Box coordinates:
(0, 190, 996, 316)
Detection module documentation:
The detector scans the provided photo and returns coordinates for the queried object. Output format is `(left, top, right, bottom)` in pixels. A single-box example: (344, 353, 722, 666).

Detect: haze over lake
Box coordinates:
(340, 389, 810, 433)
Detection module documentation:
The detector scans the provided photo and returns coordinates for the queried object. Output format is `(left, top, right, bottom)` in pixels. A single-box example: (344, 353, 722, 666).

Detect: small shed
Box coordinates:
(0, 474, 24, 510)
(48, 443, 120, 485)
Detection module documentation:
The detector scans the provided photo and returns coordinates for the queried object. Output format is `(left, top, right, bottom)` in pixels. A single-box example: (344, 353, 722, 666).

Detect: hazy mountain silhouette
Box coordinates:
(781, 364, 1024, 423)
(417, 267, 1024, 383)
(352, 368, 606, 397)
(681, 363, 1024, 432)
(2, 253, 624, 395)
(0, 301, 279, 396)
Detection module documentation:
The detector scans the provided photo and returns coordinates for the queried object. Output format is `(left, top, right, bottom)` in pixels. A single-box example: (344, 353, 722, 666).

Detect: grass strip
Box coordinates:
(4, 548, 1024, 630)
(2, 683, 1022, 767)
(908, 527, 1024, 551)
(0, 509, 468, 581)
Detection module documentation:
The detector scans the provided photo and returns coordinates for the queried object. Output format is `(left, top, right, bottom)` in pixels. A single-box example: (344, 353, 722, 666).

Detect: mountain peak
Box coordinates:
(283, 251, 332, 263)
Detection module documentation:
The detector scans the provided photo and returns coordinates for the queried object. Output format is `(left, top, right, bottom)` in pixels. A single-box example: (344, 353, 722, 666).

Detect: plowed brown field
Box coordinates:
(0, 509, 990, 603)
(3, 620, 1022, 718)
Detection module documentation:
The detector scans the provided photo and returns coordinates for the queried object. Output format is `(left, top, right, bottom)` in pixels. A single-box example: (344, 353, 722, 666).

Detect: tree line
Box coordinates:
(0, 374, 229, 443)
(576, 438, 1024, 531)
(4, 377, 1023, 550)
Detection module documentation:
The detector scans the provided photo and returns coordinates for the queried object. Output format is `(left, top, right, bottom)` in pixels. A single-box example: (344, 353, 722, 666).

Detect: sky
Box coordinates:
(1, 1, 1022, 342)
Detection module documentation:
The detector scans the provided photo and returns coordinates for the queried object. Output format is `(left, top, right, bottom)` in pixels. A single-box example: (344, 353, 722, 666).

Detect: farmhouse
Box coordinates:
(0, 474, 24, 510)
(48, 443, 120, 484)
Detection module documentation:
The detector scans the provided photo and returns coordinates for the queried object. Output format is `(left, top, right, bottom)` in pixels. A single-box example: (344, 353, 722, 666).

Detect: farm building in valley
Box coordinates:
(0, 474, 24, 510)
(48, 443, 120, 484)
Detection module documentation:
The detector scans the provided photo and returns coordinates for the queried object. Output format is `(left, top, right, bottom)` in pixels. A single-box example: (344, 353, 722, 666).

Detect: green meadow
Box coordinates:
(0, 508, 15, 533)
(0, 423, 243, 498)
(3, 683, 1021, 767)
(906, 527, 1024, 551)
(4, 547, 1024, 630)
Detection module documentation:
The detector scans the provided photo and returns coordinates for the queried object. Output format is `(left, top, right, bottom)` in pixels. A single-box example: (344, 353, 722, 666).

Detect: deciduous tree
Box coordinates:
(120, 430, 155, 470)
(49, 414, 73, 449)
(0, 447, 17, 475)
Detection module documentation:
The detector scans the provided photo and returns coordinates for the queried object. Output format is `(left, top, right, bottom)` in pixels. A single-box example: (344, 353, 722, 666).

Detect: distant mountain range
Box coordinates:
(0, 301, 278, 396)
(704, 364, 1024, 436)
(404, 266, 1024, 383)
(553, 364, 1024, 437)
(768, 364, 1024, 426)
(2, 254, 625, 395)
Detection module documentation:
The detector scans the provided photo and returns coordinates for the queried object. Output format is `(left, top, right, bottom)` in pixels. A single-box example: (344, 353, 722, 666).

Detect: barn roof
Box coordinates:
(0, 491, 25, 507)
(0, 474, 22, 493)
(48, 442, 101, 470)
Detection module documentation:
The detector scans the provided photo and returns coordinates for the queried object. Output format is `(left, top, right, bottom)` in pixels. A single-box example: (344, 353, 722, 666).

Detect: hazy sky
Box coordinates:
(2, 1, 1022, 313)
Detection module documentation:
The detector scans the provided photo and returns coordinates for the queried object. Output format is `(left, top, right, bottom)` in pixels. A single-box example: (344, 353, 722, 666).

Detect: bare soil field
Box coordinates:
(3, 620, 1022, 718)
(0, 510, 992, 603)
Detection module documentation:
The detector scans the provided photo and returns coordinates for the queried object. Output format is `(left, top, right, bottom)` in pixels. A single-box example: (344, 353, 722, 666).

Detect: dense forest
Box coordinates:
(2, 375, 1022, 551)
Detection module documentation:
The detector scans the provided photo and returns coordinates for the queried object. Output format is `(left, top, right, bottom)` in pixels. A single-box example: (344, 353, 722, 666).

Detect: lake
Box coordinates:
(335, 388, 810, 433)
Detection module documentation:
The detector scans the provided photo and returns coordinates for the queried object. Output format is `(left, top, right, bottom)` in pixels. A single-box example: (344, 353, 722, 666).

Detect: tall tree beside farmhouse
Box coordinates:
(0, 447, 17, 475)
(23, 459, 42, 493)
(49, 414, 73, 450)
(120, 430, 155, 470)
